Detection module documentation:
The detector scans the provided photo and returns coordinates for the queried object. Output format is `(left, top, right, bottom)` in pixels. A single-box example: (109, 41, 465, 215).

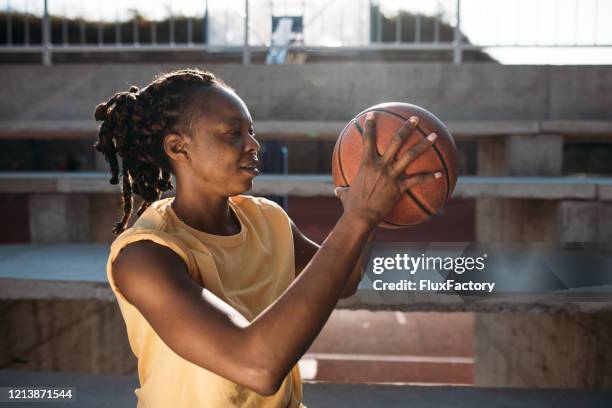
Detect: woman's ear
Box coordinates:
(164, 133, 190, 164)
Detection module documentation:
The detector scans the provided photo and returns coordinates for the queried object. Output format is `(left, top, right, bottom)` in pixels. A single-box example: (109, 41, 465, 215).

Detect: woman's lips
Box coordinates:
(240, 166, 260, 176)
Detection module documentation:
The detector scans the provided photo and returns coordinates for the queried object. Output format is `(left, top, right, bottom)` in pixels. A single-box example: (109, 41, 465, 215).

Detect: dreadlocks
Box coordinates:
(93, 68, 224, 235)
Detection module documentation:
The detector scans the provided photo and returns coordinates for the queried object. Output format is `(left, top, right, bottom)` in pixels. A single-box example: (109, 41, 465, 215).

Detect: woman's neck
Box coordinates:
(171, 185, 239, 236)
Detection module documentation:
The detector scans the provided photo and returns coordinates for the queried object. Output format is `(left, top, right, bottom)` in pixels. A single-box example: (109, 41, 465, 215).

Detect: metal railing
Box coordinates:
(1, 0, 611, 65)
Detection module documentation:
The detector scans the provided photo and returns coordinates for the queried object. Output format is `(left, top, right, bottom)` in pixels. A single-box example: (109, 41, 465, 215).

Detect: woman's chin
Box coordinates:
(228, 180, 253, 196)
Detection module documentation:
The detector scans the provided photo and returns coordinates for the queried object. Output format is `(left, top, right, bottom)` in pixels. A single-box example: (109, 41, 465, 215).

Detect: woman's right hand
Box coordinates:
(334, 112, 441, 228)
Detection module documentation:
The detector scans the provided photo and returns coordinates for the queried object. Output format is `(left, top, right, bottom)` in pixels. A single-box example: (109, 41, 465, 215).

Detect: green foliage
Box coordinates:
(369, 6, 495, 62)
(0, 12, 206, 45)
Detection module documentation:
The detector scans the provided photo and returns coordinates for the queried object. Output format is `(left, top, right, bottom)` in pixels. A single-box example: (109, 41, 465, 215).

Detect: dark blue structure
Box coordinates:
(260, 140, 288, 211)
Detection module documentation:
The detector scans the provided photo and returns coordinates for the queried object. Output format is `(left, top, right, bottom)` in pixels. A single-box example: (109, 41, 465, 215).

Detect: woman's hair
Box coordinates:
(93, 68, 226, 235)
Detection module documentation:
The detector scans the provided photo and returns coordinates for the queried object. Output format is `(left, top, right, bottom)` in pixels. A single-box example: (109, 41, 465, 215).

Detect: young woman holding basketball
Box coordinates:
(95, 68, 439, 408)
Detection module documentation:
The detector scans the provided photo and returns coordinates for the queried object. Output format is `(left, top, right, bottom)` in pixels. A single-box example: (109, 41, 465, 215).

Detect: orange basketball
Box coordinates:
(332, 102, 458, 228)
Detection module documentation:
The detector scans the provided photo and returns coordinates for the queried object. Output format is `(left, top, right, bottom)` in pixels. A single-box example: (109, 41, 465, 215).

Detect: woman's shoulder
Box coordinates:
(108, 197, 196, 274)
(109, 197, 179, 242)
(126, 197, 175, 231)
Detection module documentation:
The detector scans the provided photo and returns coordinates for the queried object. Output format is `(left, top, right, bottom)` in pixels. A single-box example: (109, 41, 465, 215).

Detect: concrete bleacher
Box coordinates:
(2, 243, 612, 312)
(1, 64, 610, 123)
(2, 119, 612, 140)
(1, 63, 611, 176)
(1, 172, 610, 244)
(2, 172, 611, 198)
(1, 62, 611, 394)
(2, 370, 612, 408)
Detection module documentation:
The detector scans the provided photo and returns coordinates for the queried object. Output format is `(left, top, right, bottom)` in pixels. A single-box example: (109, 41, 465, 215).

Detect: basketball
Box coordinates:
(332, 102, 458, 228)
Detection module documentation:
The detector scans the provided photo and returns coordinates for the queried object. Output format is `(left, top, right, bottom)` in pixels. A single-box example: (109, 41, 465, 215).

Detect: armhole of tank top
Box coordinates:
(159, 212, 201, 280)
(260, 198, 297, 281)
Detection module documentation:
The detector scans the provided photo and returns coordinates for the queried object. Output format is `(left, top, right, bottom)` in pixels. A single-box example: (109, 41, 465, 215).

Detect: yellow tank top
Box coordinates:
(106, 195, 305, 408)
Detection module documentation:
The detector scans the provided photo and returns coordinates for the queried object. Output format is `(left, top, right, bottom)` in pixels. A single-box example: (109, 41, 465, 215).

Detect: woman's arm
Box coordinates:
(342, 228, 375, 297)
(291, 219, 374, 298)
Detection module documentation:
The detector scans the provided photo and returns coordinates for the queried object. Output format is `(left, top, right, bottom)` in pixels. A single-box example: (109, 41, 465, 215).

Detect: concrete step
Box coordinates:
(1, 172, 612, 200)
(2, 245, 611, 313)
(304, 310, 474, 384)
(2, 119, 612, 140)
(306, 357, 472, 385)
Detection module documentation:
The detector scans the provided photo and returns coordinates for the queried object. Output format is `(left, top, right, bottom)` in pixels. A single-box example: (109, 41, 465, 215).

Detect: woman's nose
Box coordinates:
(245, 133, 260, 153)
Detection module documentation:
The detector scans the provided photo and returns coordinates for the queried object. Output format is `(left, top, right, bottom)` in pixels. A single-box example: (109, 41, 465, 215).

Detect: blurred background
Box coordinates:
(0, 1, 611, 406)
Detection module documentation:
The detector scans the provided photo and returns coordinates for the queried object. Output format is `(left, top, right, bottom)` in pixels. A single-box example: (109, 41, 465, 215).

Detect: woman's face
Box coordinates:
(175, 85, 261, 196)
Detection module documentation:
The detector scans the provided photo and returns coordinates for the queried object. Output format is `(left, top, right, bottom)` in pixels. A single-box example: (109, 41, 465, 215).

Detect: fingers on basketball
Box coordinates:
(391, 132, 438, 177)
(382, 116, 419, 164)
(361, 112, 378, 163)
(401, 171, 442, 191)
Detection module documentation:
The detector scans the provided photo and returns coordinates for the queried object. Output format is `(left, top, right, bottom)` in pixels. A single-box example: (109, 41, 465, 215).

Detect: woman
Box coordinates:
(94, 68, 439, 407)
